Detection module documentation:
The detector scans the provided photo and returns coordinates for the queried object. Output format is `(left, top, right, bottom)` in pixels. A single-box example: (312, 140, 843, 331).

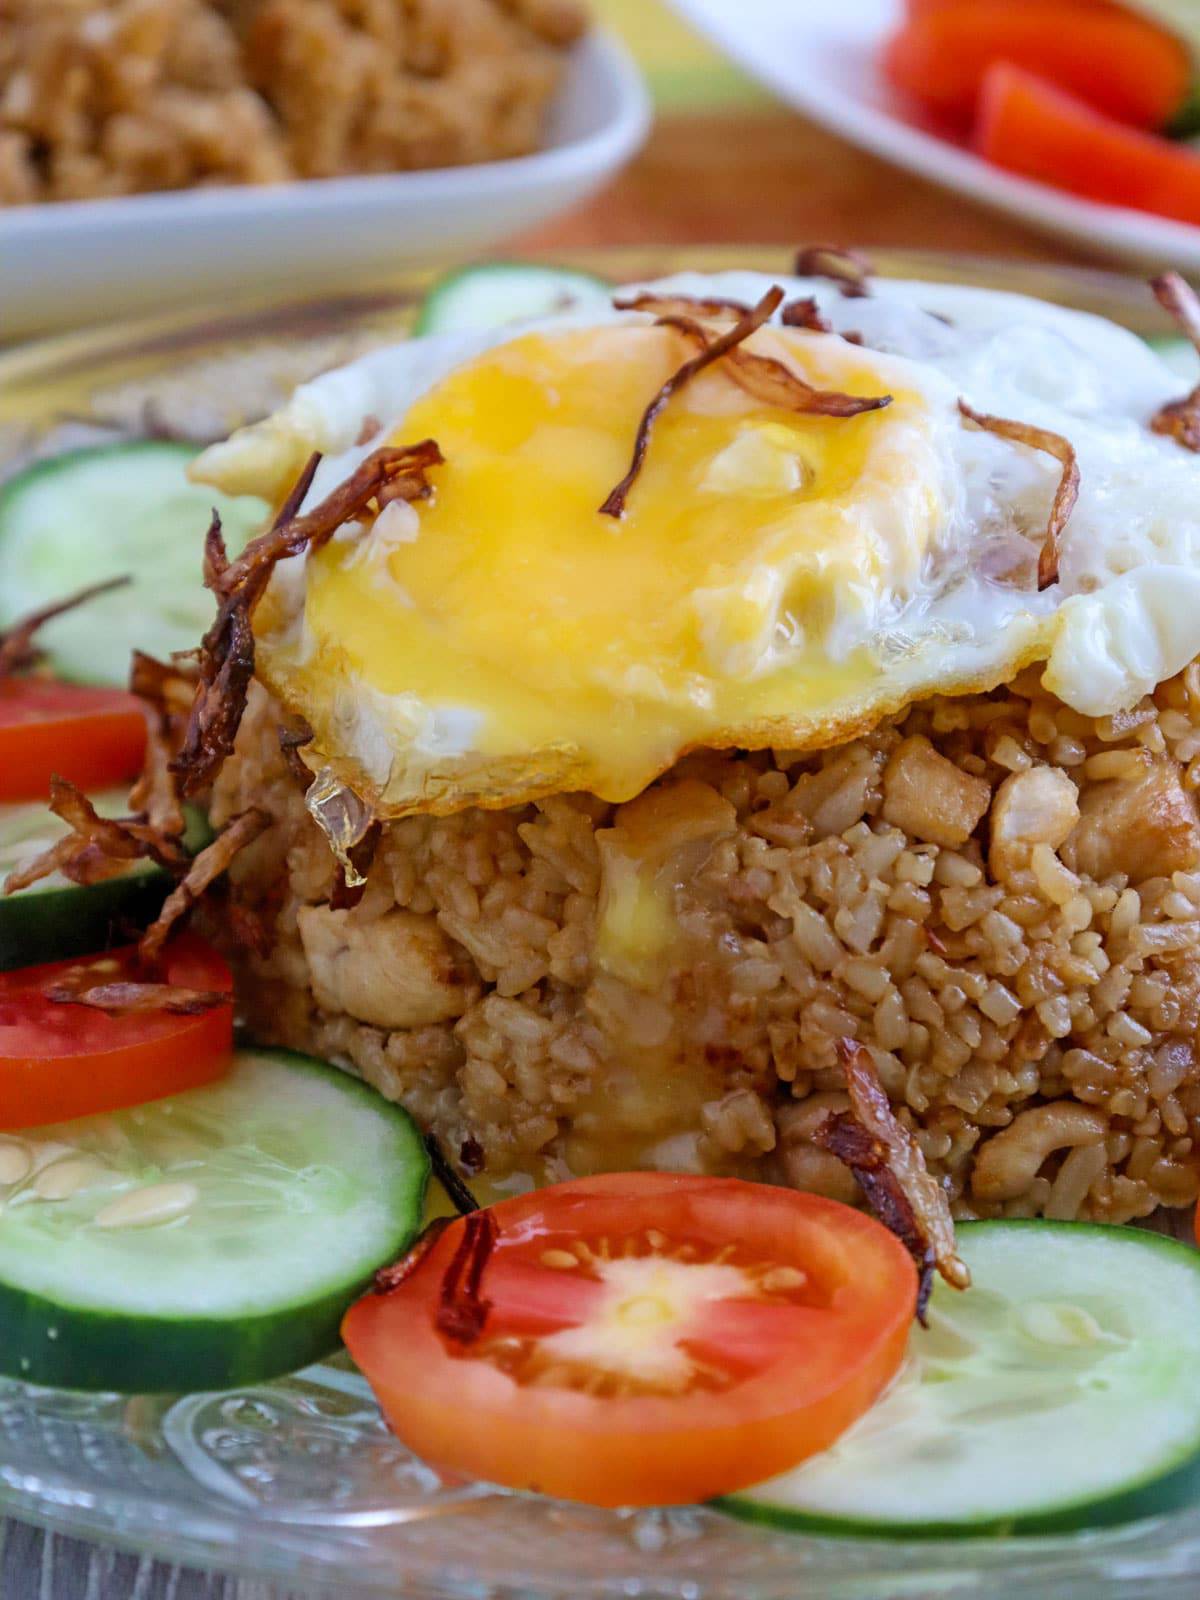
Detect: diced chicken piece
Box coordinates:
(297, 905, 476, 1030)
(881, 735, 991, 848)
(1063, 760, 1200, 882)
(989, 765, 1080, 881)
(606, 778, 737, 859)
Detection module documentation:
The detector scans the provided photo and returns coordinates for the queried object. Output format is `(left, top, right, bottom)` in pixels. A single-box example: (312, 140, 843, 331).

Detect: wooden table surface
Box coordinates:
(525, 105, 1097, 267)
(0, 6, 1141, 1595)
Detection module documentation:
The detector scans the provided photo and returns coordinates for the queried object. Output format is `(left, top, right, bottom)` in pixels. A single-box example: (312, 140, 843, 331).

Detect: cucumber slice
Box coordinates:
(1146, 333, 1199, 380)
(0, 1046, 428, 1392)
(719, 1221, 1200, 1537)
(414, 263, 612, 335)
(0, 788, 212, 971)
(0, 443, 267, 687)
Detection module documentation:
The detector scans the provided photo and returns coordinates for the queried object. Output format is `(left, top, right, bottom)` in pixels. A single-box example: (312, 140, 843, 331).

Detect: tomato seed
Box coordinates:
(540, 1248, 579, 1270)
(761, 1266, 807, 1293)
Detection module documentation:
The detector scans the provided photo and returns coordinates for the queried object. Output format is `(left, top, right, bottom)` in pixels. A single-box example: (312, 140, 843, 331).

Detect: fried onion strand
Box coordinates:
(45, 981, 228, 1015)
(599, 287, 786, 518)
(2, 776, 187, 897)
(0, 576, 130, 678)
(139, 807, 268, 965)
(816, 1038, 969, 1320)
(173, 442, 442, 797)
(1150, 271, 1200, 452)
(957, 399, 1078, 589)
(794, 245, 873, 298)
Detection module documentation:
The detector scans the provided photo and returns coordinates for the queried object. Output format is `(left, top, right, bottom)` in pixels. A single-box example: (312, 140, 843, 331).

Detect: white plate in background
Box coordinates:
(0, 30, 650, 343)
(668, 0, 1200, 270)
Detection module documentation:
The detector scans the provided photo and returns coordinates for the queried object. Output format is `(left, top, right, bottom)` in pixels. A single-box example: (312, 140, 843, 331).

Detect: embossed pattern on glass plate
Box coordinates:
(0, 248, 1198, 1599)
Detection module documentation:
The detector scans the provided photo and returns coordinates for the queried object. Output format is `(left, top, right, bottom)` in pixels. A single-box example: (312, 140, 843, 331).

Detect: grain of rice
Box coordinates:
(1083, 749, 1149, 781)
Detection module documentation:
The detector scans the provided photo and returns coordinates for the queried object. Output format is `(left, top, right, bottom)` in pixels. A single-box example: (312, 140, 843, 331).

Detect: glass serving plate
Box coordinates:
(0, 246, 1197, 1600)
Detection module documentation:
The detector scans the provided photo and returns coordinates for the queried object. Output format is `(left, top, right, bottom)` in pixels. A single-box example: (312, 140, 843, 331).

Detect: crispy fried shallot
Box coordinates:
(175, 441, 442, 797)
(374, 1217, 454, 1294)
(794, 245, 873, 298)
(2, 777, 187, 897)
(617, 290, 853, 356)
(202, 508, 232, 595)
(599, 287, 784, 517)
(128, 651, 194, 839)
(51, 765, 187, 869)
(600, 287, 889, 516)
(130, 711, 185, 840)
(0, 576, 130, 678)
(1150, 271, 1200, 451)
(45, 980, 228, 1015)
(615, 291, 888, 416)
(781, 295, 832, 332)
(139, 807, 268, 965)
(278, 717, 316, 791)
(436, 1209, 497, 1346)
(957, 399, 1078, 589)
(659, 315, 891, 420)
(816, 1039, 969, 1319)
(129, 650, 200, 731)
(175, 596, 257, 801)
(613, 290, 753, 319)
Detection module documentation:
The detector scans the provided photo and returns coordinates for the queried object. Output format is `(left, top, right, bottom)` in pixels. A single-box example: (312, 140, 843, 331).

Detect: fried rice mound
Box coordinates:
(211, 665, 1200, 1224)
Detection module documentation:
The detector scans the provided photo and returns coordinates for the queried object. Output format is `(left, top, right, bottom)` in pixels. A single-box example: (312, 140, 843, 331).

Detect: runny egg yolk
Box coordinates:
(297, 322, 947, 802)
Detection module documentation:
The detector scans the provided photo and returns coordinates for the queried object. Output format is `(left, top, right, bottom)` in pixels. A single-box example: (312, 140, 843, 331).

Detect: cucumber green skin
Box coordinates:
(413, 262, 612, 335)
(0, 870, 177, 974)
(717, 1453, 1200, 1541)
(0, 1265, 381, 1394)
(716, 1222, 1200, 1539)
(0, 806, 214, 973)
(0, 1047, 430, 1394)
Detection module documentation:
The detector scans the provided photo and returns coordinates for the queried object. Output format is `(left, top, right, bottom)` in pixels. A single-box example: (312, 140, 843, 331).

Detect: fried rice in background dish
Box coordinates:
(0, 0, 587, 205)
(196, 267, 1200, 1224)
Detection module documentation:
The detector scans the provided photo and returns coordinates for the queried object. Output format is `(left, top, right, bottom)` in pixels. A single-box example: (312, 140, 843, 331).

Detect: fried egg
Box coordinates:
(193, 270, 1200, 816)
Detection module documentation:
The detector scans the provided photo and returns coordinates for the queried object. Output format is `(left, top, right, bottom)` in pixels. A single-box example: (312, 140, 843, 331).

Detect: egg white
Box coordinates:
(193, 270, 1200, 803)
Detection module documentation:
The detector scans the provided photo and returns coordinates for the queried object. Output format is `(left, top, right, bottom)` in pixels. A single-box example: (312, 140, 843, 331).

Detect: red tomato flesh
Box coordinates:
(0, 679, 146, 801)
(977, 63, 1200, 226)
(0, 933, 233, 1129)
(885, 2, 1189, 132)
(905, 0, 1114, 12)
(343, 1173, 917, 1507)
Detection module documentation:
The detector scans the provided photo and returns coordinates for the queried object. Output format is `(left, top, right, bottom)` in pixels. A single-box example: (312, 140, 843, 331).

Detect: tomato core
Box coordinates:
(344, 1173, 917, 1506)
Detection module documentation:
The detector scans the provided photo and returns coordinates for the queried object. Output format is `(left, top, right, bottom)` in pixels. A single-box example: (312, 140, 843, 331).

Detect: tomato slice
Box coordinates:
(0, 933, 233, 1129)
(343, 1173, 917, 1507)
(0, 678, 146, 801)
(977, 63, 1200, 226)
(884, 2, 1189, 133)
